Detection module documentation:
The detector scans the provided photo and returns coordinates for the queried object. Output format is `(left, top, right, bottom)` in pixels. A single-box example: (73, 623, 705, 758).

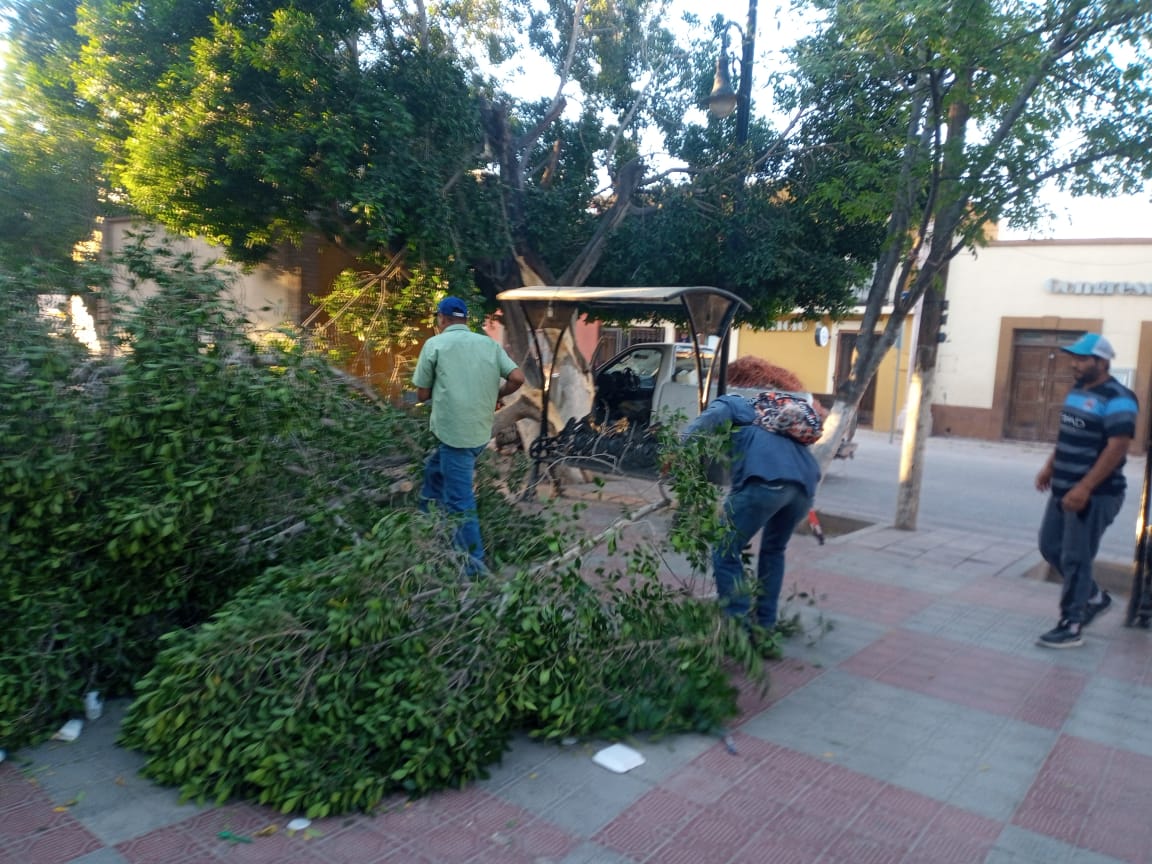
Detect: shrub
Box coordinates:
(120, 510, 753, 816)
(3, 239, 757, 808)
(1, 240, 429, 747)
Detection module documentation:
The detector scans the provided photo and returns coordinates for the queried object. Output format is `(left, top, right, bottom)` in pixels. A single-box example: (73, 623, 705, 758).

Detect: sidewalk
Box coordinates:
(3, 475, 1152, 864)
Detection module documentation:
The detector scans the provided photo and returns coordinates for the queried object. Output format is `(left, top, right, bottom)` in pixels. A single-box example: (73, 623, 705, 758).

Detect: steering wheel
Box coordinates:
(620, 368, 640, 393)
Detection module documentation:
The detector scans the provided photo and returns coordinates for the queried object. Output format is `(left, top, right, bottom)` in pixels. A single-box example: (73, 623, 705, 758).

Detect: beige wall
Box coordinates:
(101, 218, 305, 334)
(938, 239, 1152, 411)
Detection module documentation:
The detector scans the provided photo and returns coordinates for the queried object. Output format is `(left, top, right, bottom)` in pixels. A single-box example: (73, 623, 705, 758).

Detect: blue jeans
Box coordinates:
(420, 442, 486, 574)
(1038, 492, 1123, 624)
(713, 479, 813, 628)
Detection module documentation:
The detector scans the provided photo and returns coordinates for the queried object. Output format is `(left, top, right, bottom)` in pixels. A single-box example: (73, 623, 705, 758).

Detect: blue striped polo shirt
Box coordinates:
(1051, 376, 1138, 498)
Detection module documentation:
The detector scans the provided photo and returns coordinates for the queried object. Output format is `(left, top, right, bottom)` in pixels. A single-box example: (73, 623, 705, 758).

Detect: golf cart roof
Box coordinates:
(495, 285, 750, 340)
(496, 285, 749, 309)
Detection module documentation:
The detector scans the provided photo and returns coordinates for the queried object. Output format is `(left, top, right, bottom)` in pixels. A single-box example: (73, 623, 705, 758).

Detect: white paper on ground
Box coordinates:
(592, 743, 645, 774)
(287, 818, 312, 831)
(52, 719, 84, 742)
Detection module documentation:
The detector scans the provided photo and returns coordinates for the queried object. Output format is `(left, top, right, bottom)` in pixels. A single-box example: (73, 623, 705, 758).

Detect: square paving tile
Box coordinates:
(778, 568, 939, 628)
(10, 816, 105, 864)
(840, 629, 1089, 728)
(899, 597, 1108, 668)
(1062, 675, 1152, 758)
(741, 669, 1056, 820)
(1098, 628, 1152, 687)
(1013, 734, 1152, 864)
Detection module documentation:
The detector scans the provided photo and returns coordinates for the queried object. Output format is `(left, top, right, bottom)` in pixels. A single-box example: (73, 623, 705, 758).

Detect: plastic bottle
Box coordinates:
(84, 691, 104, 721)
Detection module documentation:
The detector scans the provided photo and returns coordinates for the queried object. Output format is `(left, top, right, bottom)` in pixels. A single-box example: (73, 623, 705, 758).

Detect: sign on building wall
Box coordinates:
(1046, 279, 1152, 296)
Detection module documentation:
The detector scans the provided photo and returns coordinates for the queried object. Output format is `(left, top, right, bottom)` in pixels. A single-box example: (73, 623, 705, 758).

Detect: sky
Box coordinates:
(495, 0, 1152, 241)
(707, 0, 1152, 240)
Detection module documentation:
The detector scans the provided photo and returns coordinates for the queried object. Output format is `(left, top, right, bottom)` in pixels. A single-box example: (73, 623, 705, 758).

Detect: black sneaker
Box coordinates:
(1038, 620, 1084, 648)
(1083, 591, 1113, 627)
(748, 625, 783, 660)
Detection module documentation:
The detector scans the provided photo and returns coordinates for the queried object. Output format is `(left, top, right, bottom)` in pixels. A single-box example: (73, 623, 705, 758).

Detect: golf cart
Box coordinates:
(496, 285, 758, 476)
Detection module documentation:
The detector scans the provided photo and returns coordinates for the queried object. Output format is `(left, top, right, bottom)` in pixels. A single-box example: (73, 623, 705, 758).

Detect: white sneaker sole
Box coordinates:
(1037, 636, 1084, 649)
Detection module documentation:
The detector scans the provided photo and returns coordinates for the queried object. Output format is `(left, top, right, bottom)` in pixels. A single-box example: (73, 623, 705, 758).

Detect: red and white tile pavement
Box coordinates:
(3, 518, 1152, 864)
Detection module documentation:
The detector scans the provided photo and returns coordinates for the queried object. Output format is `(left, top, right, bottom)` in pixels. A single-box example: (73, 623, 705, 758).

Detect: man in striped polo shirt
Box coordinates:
(1035, 333, 1139, 648)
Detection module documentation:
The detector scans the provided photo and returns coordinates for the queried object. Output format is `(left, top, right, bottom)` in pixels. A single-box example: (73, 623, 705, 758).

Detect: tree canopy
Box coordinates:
(0, 0, 103, 285)
(14, 0, 881, 328)
(789, 0, 1152, 470)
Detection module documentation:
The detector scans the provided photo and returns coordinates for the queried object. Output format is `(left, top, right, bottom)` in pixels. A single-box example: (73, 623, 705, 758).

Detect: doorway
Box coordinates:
(1004, 330, 1078, 442)
(835, 332, 877, 426)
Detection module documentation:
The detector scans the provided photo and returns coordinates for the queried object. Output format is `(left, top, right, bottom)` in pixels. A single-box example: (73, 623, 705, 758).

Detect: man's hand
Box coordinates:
(1060, 483, 1091, 513)
(1035, 459, 1053, 492)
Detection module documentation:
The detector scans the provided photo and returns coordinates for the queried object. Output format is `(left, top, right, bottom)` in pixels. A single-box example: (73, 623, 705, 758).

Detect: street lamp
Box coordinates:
(707, 32, 739, 120)
(707, 2, 759, 397)
(706, 1, 758, 146)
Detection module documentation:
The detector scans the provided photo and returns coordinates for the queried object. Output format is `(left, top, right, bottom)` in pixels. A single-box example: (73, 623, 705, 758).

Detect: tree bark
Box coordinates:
(894, 364, 934, 530)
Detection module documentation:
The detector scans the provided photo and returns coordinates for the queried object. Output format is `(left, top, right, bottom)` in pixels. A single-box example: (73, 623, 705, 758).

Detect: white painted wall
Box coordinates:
(936, 239, 1152, 409)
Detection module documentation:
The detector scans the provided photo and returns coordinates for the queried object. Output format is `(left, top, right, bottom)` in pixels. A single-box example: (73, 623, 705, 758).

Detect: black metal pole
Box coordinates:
(1126, 439, 1152, 626)
(718, 0, 757, 396)
(735, 0, 757, 147)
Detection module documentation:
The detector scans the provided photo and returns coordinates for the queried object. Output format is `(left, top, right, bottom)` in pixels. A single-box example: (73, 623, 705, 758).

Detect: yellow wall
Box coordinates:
(737, 322, 830, 393)
(736, 314, 916, 434)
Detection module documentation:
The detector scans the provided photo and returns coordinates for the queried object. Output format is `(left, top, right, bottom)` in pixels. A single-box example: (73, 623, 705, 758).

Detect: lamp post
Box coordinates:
(707, 0, 758, 396)
(707, 0, 758, 146)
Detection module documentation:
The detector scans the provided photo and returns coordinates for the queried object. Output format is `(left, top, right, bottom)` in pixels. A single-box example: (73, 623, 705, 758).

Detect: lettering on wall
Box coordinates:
(1046, 279, 1152, 296)
(769, 320, 810, 332)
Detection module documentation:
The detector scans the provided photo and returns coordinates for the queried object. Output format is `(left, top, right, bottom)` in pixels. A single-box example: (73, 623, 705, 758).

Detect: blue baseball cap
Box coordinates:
(1061, 333, 1114, 360)
(437, 296, 469, 318)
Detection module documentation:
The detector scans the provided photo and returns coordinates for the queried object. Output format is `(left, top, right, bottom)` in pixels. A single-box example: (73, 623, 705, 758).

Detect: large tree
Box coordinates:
(787, 0, 1152, 526)
(0, 0, 104, 287)
(57, 0, 882, 419)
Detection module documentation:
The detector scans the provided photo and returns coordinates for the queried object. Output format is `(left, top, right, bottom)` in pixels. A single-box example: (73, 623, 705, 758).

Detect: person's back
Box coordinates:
(680, 393, 821, 637)
(419, 326, 512, 448)
(412, 297, 524, 574)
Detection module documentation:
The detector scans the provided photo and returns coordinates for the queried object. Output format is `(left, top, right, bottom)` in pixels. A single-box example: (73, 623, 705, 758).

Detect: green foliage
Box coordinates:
(120, 511, 511, 814)
(73, 0, 501, 270)
(0, 237, 429, 748)
(119, 508, 752, 815)
(56, 0, 882, 325)
(3, 240, 756, 806)
(659, 424, 727, 575)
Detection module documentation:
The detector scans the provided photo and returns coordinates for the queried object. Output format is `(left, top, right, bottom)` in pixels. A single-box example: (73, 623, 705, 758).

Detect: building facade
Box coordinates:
(934, 238, 1152, 450)
(730, 235, 1152, 449)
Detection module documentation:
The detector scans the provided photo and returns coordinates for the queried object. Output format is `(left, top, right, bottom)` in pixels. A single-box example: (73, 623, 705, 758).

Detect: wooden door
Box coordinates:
(1004, 332, 1077, 442)
(835, 333, 876, 426)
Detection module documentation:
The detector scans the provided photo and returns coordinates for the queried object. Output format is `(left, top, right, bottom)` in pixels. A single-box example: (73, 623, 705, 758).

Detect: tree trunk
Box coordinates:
(810, 398, 859, 470)
(894, 364, 935, 530)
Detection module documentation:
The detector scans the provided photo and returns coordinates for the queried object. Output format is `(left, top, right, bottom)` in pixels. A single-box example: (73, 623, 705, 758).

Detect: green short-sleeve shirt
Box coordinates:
(412, 325, 519, 448)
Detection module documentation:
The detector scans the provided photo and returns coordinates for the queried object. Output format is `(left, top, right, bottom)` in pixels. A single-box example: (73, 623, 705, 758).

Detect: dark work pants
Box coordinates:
(1038, 493, 1123, 624)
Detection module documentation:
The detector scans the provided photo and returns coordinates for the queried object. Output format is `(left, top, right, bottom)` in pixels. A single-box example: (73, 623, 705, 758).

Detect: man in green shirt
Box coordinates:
(413, 296, 524, 573)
